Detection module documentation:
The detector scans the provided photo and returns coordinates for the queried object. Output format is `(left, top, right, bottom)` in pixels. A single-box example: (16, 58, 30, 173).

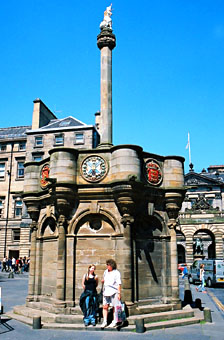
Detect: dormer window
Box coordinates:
(55, 134, 64, 145)
(35, 136, 43, 147)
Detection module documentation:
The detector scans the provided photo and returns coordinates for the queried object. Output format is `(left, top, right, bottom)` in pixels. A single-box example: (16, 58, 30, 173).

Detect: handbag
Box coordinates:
(115, 301, 126, 323)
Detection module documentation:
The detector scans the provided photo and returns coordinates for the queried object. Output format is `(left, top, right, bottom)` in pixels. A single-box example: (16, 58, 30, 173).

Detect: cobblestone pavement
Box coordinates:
(0, 272, 223, 340)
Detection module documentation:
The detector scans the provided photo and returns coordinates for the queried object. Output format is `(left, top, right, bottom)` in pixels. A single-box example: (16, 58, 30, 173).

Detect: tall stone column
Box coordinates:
(97, 28, 116, 146)
(55, 215, 66, 305)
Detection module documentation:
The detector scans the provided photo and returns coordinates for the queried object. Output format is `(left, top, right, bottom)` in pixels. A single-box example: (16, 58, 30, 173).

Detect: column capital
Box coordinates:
(97, 28, 116, 50)
(121, 214, 134, 227)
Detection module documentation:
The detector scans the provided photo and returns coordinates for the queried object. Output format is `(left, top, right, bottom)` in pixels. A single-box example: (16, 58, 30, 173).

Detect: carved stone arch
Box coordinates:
(69, 208, 120, 235)
(152, 211, 166, 229)
(39, 214, 57, 237)
(193, 226, 216, 259)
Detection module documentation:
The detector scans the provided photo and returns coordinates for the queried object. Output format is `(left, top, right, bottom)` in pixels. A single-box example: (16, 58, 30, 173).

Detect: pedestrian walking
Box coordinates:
(196, 264, 206, 293)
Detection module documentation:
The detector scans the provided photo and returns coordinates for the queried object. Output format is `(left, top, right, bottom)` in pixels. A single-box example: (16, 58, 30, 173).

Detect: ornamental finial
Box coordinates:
(100, 4, 113, 30)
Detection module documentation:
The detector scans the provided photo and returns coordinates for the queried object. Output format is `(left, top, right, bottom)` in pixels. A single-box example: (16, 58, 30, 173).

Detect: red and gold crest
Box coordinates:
(40, 164, 50, 188)
(145, 159, 162, 186)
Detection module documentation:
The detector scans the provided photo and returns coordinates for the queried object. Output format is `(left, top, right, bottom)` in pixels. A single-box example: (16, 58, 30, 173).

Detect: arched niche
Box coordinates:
(193, 229, 215, 259)
(69, 208, 120, 235)
(176, 230, 186, 263)
(40, 216, 57, 237)
(177, 244, 186, 263)
(71, 210, 120, 302)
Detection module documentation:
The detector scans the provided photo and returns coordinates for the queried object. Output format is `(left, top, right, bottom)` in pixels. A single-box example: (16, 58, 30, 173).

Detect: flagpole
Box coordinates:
(188, 133, 191, 165)
(186, 132, 192, 165)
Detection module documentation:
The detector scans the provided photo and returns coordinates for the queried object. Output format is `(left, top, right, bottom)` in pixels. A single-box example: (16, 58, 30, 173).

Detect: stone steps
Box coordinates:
(128, 309, 195, 325)
(6, 305, 204, 332)
(134, 303, 178, 315)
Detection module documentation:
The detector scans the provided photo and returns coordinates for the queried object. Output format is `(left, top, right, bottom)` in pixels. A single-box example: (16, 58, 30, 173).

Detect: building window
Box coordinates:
(75, 132, 84, 144)
(13, 229, 20, 241)
(0, 198, 4, 218)
(19, 142, 26, 151)
(55, 134, 64, 145)
(14, 198, 22, 217)
(0, 163, 5, 179)
(0, 144, 6, 152)
(17, 161, 24, 178)
(35, 136, 43, 147)
(33, 153, 43, 161)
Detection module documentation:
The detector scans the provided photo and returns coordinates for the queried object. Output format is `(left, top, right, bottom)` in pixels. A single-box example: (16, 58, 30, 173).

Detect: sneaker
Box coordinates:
(108, 320, 117, 328)
(202, 291, 207, 293)
(101, 320, 107, 329)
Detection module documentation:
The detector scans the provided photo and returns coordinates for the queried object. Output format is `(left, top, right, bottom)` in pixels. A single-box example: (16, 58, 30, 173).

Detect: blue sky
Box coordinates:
(1, 1, 224, 173)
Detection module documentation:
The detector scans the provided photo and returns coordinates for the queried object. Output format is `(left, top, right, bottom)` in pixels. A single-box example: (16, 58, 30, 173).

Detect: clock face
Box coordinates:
(81, 155, 108, 182)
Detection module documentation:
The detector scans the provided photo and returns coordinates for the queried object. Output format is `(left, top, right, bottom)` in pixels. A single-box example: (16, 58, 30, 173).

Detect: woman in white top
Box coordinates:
(101, 259, 122, 329)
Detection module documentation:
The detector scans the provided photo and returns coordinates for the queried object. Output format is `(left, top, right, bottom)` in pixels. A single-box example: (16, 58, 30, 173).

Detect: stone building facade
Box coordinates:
(177, 164, 224, 266)
(0, 98, 99, 260)
(0, 125, 31, 259)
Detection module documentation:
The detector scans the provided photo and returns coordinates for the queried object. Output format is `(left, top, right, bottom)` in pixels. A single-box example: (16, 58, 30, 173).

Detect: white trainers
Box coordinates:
(108, 320, 117, 328)
(101, 320, 107, 329)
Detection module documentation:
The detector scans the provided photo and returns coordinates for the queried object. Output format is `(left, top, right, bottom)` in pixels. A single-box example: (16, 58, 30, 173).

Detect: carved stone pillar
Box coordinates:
(113, 184, 135, 305)
(165, 191, 183, 303)
(55, 215, 67, 305)
(121, 214, 134, 304)
(25, 205, 40, 302)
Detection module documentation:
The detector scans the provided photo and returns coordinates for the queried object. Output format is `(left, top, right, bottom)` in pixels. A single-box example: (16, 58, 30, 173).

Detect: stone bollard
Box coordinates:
(203, 308, 212, 323)
(184, 277, 193, 305)
(135, 318, 145, 333)
(33, 316, 42, 329)
(8, 271, 14, 279)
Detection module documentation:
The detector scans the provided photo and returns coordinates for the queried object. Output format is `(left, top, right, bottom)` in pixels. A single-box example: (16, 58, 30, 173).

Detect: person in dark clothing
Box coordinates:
(79, 264, 98, 327)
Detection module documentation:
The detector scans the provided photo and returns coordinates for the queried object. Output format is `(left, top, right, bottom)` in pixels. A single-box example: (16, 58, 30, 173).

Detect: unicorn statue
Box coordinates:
(100, 4, 113, 30)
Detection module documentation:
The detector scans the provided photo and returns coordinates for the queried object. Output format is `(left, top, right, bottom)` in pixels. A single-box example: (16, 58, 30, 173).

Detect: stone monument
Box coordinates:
(20, 5, 185, 321)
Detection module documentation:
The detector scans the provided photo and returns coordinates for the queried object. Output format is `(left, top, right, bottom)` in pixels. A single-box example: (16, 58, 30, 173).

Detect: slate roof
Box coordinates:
(38, 116, 87, 130)
(0, 126, 31, 140)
